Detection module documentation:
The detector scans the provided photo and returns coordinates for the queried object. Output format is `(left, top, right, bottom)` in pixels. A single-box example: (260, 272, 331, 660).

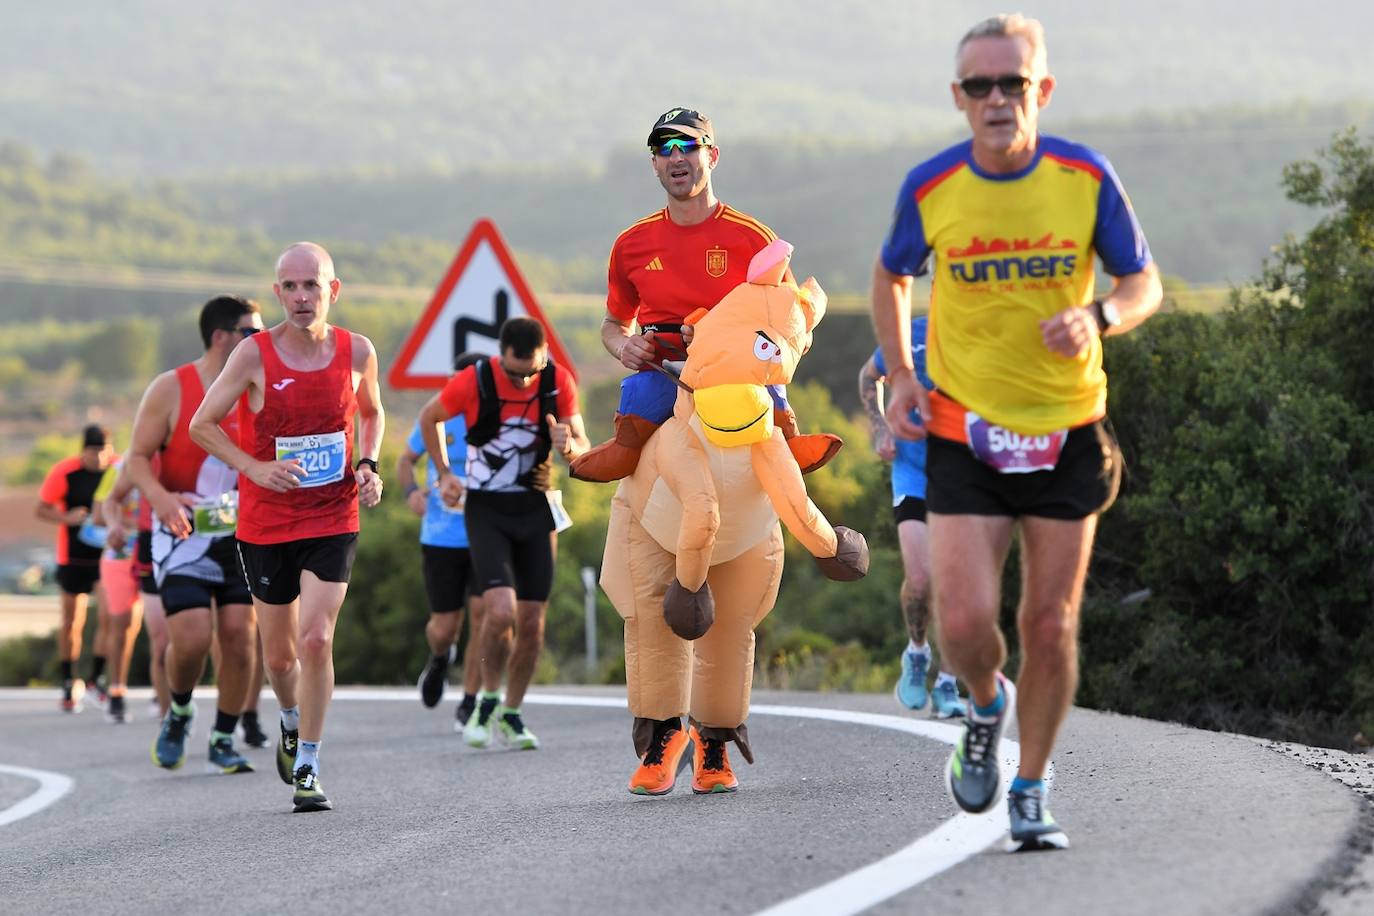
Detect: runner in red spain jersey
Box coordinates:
(571, 107, 839, 483)
(190, 242, 384, 814)
(125, 295, 264, 773)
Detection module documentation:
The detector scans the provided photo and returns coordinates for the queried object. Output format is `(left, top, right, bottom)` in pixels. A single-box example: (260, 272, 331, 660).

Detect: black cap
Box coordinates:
(82, 424, 109, 449)
(648, 108, 713, 147)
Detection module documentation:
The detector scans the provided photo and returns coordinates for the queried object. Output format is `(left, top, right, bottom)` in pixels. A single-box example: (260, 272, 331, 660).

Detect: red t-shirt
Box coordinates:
(39, 455, 107, 567)
(438, 358, 578, 493)
(607, 202, 778, 362)
(237, 328, 359, 545)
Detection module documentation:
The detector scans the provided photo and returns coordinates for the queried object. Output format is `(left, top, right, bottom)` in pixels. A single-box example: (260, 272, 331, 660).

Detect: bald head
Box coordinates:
(276, 241, 336, 281)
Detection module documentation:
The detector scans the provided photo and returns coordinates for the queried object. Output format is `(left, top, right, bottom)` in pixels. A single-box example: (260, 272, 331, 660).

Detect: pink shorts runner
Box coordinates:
(100, 556, 140, 616)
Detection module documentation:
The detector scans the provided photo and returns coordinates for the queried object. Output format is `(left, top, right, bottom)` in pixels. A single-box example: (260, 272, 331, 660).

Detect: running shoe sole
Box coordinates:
(293, 797, 333, 813)
(1006, 830, 1070, 853)
(944, 675, 1017, 814)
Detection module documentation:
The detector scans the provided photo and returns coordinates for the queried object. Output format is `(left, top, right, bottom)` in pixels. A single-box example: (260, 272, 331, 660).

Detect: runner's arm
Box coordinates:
(351, 334, 385, 507)
(395, 445, 428, 516)
(858, 356, 895, 461)
(417, 395, 463, 507)
(545, 412, 590, 463)
(35, 502, 86, 526)
(1040, 263, 1163, 358)
(125, 371, 196, 536)
(602, 311, 656, 371)
(870, 259, 928, 440)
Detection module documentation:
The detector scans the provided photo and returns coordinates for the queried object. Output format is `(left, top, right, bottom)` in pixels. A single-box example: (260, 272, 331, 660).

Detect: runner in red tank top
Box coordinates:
(126, 295, 264, 774)
(190, 242, 385, 814)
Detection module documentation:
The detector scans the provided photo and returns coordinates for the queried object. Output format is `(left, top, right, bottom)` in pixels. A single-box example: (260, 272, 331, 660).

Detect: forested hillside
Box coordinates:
(0, 1, 1367, 176)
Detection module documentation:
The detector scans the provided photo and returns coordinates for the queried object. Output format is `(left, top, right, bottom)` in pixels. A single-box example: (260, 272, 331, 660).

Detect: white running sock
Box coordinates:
(280, 706, 300, 732)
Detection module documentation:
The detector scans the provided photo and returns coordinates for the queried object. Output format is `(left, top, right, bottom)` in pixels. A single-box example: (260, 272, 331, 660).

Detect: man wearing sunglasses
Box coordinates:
(124, 295, 264, 777)
(572, 106, 839, 483)
(417, 317, 589, 752)
(871, 14, 1162, 852)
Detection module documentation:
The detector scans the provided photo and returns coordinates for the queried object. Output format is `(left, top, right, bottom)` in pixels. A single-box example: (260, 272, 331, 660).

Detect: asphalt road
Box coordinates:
(0, 686, 1367, 915)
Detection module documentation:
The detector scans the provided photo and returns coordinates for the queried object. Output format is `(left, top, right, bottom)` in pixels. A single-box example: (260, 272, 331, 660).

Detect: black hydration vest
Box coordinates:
(464, 358, 560, 491)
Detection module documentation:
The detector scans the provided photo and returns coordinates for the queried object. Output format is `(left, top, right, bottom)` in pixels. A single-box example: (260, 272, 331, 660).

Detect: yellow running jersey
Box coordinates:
(881, 136, 1151, 434)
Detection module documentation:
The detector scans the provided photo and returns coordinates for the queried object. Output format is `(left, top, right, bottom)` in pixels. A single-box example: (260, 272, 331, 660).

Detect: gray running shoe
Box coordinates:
(276, 720, 299, 785)
(1006, 784, 1069, 852)
(946, 674, 1016, 813)
(151, 708, 194, 770)
(292, 764, 331, 813)
(208, 737, 254, 775)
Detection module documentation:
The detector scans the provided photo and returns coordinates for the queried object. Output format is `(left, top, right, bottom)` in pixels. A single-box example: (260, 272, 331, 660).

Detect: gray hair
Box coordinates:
(956, 14, 1048, 77)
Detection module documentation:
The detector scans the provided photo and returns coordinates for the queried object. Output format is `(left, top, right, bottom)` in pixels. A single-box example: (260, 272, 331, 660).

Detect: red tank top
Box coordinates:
(158, 363, 239, 494)
(236, 328, 359, 545)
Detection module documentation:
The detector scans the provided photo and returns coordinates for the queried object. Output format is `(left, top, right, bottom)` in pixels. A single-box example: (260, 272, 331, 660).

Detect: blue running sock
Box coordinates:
(972, 682, 1006, 719)
(295, 740, 320, 774)
(1011, 776, 1045, 794)
(280, 706, 300, 732)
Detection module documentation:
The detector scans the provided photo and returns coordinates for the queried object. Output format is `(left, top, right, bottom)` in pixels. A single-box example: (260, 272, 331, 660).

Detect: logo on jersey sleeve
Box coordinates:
(945, 233, 1078, 286)
(644, 257, 664, 271)
(705, 248, 727, 278)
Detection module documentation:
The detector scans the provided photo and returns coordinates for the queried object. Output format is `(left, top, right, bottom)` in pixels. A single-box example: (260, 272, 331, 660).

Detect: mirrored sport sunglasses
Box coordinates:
(223, 326, 261, 338)
(959, 74, 1034, 99)
(652, 137, 709, 157)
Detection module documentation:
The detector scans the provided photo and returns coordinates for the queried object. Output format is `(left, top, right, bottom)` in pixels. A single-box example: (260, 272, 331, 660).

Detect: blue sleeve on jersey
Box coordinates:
(1094, 158, 1152, 276)
(406, 422, 425, 457)
(879, 169, 932, 277)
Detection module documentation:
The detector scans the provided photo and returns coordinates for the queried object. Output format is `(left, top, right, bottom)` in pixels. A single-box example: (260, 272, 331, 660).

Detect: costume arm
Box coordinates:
(653, 421, 718, 592)
(750, 433, 838, 559)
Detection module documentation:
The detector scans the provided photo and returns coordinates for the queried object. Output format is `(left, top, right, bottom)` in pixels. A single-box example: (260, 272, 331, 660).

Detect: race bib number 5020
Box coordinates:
(275, 431, 347, 488)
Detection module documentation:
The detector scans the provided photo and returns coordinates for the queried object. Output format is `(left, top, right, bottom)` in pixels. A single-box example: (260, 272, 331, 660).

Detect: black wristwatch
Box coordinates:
(1090, 298, 1122, 334)
(356, 457, 379, 474)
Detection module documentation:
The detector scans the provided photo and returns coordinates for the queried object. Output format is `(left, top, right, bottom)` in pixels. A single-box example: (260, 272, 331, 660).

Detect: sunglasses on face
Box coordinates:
(223, 326, 261, 338)
(959, 74, 1033, 99)
(652, 138, 707, 157)
(503, 362, 546, 383)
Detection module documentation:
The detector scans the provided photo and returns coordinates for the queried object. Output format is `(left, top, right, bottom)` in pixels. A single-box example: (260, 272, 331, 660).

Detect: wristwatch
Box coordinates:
(1090, 298, 1122, 334)
(356, 457, 379, 474)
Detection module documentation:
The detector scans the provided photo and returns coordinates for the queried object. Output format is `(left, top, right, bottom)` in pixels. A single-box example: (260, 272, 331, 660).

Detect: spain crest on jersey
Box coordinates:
(705, 248, 727, 278)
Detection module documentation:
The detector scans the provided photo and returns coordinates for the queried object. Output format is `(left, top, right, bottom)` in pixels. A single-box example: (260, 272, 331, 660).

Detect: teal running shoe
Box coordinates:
(495, 706, 540, 750)
(894, 648, 931, 710)
(276, 720, 299, 785)
(946, 674, 1016, 813)
(463, 692, 500, 748)
(151, 708, 194, 770)
(291, 764, 332, 813)
(1006, 784, 1069, 852)
(931, 679, 968, 719)
(208, 736, 254, 775)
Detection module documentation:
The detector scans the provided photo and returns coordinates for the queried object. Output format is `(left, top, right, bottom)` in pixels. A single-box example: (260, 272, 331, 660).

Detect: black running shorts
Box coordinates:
(237, 532, 359, 606)
(893, 496, 928, 525)
(56, 563, 99, 596)
(161, 535, 253, 616)
(926, 419, 1122, 520)
(421, 545, 475, 615)
(464, 491, 556, 602)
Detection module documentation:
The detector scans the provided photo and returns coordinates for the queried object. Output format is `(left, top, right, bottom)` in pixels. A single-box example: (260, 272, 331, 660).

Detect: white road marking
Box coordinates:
(0, 764, 74, 828)
(0, 686, 1029, 912)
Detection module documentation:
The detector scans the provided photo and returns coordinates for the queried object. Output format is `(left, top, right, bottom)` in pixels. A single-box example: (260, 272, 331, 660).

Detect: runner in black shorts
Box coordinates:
(36, 425, 115, 712)
(418, 317, 589, 751)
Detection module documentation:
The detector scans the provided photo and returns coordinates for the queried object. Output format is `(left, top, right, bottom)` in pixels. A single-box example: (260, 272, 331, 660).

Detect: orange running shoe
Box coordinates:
(689, 726, 739, 794)
(629, 724, 690, 796)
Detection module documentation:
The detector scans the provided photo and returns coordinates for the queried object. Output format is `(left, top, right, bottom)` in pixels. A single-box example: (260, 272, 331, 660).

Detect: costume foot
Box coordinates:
(569, 413, 661, 482)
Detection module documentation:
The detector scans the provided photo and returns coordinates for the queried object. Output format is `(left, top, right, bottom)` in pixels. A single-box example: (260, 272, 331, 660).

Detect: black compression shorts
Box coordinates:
(464, 491, 556, 602)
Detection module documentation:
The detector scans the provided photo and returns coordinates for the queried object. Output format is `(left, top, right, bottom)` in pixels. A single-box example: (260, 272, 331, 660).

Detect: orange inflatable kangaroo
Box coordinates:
(600, 240, 869, 796)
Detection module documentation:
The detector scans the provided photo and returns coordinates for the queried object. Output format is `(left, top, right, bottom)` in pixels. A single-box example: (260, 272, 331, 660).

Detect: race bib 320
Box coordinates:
(275, 431, 347, 488)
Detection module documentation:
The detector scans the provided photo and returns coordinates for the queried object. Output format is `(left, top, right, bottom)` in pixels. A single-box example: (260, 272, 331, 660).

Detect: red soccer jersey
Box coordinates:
(607, 202, 778, 361)
(237, 329, 359, 545)
(438, 358, 578, 493)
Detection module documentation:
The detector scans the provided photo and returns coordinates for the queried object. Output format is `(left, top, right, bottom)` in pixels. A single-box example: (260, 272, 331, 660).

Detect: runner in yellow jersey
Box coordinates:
(871, 13, 1162, 852)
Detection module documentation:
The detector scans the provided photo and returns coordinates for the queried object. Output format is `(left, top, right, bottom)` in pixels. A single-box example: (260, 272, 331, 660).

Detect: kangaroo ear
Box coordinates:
(747, 239, 794, 286)
(797, 276, 827, 332)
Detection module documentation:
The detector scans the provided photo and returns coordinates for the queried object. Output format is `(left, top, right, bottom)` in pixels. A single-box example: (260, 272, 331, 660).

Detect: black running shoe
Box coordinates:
(292, 764, 331, 813)
(417, 647, 454, 709)
(105, 694, 128, 724)
(453, 695, 476, 732)
(276, 720, 299, 785)
(241, 713, 269, 749)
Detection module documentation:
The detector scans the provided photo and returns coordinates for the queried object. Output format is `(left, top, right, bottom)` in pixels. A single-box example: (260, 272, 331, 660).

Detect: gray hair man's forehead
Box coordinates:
(955, 13, 1048, 76)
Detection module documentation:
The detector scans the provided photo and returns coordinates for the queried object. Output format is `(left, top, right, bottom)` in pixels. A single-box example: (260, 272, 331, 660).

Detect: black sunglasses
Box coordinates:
(959, 74, 1033, 99)
(222, 326, 260, 338)
(502, 362, 546, 383)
